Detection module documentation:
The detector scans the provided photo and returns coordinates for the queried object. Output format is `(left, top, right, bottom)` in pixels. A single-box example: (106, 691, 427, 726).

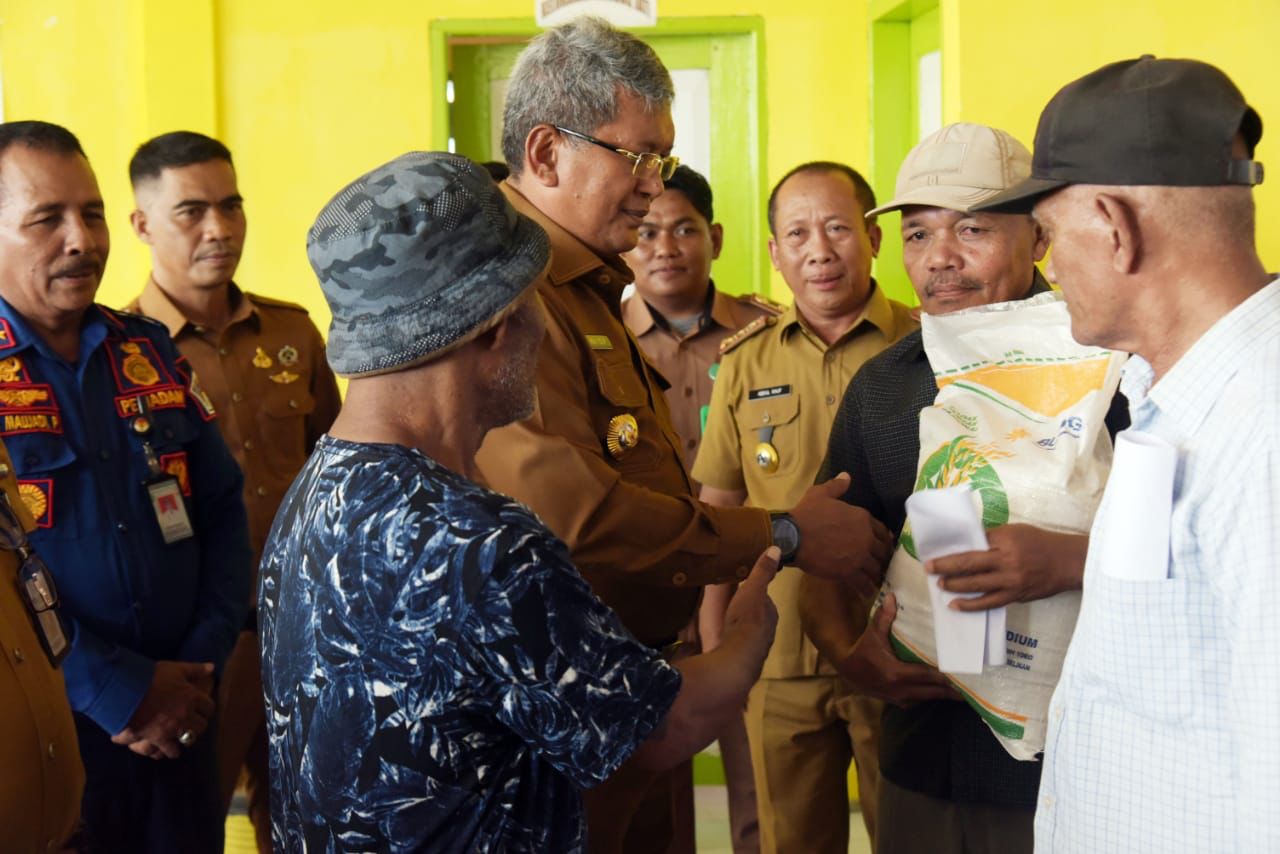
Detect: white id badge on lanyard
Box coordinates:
(147, 476, 195, 544)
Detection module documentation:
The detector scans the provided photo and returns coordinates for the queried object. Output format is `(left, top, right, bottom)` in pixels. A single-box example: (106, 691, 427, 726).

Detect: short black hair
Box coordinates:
(662, 165, 714, 224)
(0, 120, 87, 161)
(130, 131, 233, 187)
(767, 161, 877, 235)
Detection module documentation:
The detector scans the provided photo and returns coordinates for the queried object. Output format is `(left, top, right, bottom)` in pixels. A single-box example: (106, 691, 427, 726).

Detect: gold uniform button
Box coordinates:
(672, 572, 688, 586)
(288, 399, 299, 409)
(824, 352, 835, 363)
(826, 394, 836, 405)
(12, 647, 23, 663)
(218, 347, 229, 357)
(255, 486, 268, 497)
(46, 742, 55, 760)
(761, 413, 771, 424)
(244, 439, 254, 451)
(231, 391, 244, 403)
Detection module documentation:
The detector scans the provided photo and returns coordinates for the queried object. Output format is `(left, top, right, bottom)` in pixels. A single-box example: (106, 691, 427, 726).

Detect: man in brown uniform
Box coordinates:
(475, 19, 893, 854)
(694, 163, 916, 854)
(125, 131, 341, 853)
(622, 164, 778, 852)
(0, 437, 84, 852)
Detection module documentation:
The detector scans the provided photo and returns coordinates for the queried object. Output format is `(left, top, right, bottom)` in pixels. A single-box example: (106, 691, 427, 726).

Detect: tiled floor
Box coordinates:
(228, 788, 874, 853)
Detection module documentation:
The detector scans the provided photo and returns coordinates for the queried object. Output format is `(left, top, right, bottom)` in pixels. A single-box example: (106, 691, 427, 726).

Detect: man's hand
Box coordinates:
(111, 661, 216, 760)
(837, 593, 959, 706)
(720, 546, 780, 668)
(928, 524, 1088, 611)
(790, 472, 893, 594)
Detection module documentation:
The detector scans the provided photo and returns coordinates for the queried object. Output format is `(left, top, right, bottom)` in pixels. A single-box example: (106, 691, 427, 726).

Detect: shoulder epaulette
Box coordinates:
(103, 306, 165, 331)
(741, 293, 787, 316)
(249, 293, 309, 313)
(719, 315, 775, 355)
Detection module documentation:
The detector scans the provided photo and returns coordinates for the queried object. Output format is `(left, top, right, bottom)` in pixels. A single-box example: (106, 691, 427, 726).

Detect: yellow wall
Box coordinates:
(0, 0, 1276, 329)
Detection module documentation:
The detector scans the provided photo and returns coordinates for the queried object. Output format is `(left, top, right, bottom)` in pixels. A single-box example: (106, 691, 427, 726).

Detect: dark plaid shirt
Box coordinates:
(819, 276, 1127, 808)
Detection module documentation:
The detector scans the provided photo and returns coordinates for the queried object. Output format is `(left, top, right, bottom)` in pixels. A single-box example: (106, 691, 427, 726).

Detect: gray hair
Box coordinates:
(501, 17, 674, 175)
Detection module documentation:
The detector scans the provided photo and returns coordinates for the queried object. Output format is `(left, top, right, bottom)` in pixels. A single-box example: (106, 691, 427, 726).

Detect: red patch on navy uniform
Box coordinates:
(105, 338, 177, 394)
(158, 452, 192, 496)
(0, 318, 16, 351)
(16, 479, 53, 528)
(114, 386, 188, 419)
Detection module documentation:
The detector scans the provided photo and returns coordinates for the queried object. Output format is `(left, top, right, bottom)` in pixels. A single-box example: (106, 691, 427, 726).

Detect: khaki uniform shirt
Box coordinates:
(476, 184, 772, 646)
(622, 286, 782, 470)
(693, 286, 917, 678)
(0, 441, 84, 852)
(127, 282, 341, 586)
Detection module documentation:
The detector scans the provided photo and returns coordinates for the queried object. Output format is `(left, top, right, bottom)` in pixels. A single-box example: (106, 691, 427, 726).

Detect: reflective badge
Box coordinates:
(269, 370, 299, 385)
(17, 480, 53, 528)
(121, 342, 161, 387)
(606, 413, 639, 459)
(277, 345, 299, 367)
(159, 452, 192, 496)
(252, 347, 273, 369)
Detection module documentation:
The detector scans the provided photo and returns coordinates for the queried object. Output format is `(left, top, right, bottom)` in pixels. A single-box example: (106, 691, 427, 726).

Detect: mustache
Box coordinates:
(50, 257, 102, 279)
(195, 242, 239, 262)
(925, 274, 983, 295)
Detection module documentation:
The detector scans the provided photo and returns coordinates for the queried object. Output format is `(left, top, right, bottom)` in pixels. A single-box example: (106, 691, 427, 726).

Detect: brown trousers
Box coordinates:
(216, 629, 272, 854)
(745, 675, 882, 854)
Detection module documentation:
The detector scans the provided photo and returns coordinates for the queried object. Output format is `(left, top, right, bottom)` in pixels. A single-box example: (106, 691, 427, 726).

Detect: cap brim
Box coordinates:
(866, 184, 1033, 218)
(969, 176, 1071, 213)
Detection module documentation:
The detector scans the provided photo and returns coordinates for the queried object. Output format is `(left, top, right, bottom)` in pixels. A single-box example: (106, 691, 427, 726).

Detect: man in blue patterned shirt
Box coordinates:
(260, 152, 780, 852)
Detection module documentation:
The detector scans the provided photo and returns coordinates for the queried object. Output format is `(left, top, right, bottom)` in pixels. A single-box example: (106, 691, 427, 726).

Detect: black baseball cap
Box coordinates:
(974, 56, 1263, 213)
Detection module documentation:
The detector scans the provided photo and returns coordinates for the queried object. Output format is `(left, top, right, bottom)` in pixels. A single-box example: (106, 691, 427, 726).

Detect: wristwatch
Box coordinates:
(769, 512, 800, 565)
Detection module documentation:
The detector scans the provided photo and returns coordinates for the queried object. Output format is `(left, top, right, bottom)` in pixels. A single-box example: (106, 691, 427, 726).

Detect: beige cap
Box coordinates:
(866, 122, 1032, 218)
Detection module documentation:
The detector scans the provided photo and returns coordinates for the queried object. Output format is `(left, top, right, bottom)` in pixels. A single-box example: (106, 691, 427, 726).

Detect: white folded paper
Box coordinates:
(1090, 430, 1178, 582)
(905, 486, 1006, 674)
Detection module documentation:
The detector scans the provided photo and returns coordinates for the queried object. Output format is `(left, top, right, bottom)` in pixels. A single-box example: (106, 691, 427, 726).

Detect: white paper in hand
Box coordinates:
(1091, 430, 1178, 582)
(906, 486, 993, 674)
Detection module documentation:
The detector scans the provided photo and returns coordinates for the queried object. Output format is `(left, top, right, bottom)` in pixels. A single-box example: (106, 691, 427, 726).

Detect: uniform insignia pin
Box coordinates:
(754, 441, 780, 473)
(269, 370, 299, 385)
(277, 345, 299, 367)
(606, 414, 639, 459)
(253, 347, 274, 369)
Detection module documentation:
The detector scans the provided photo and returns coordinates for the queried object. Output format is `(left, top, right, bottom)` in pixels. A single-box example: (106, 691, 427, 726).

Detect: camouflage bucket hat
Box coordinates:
(307, 152, 550, 377)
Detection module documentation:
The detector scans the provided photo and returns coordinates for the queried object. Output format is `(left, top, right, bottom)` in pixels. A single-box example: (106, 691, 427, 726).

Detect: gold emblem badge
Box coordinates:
(605, 414, 639, 459)
(754, 442, 780, 473)
(0, 357, 24, 383)
(252, 347, 274, 369)
(277, 345, 299, 367)
(121, 342, 161, 387)
(269, 370, 299, 385)
(132, 416, 152, 435)
(18, 481, 46, 521)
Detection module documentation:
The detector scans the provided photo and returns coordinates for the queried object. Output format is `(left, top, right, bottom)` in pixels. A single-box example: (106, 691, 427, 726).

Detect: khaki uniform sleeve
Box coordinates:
(476, 294, 770, 588)
(690, 351, 747, 492)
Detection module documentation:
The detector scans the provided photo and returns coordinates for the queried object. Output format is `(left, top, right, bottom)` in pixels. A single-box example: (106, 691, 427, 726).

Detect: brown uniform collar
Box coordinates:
(777, 279, 898, 346)
(623, 282, 737, 338)
(136, 277, 256, 337)
(500, 182, 634, 287)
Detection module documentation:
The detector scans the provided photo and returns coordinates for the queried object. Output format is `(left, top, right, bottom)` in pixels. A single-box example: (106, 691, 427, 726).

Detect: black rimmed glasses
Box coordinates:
(554, 126, 680, 181)
(0, 492, 69, 667)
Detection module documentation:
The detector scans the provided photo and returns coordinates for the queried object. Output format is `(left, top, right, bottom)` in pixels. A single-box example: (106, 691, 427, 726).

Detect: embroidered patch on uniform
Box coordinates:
(0, 356, 30, 384)
(106, 338, 176, 393)
(16, 479, 52, 528)
(748, 384, 792, 401)
(114, 385, 187, 419)
(0, 412, 62, 435)
(159, 452, 192, 496)
(186, 369, 218, 421)
(0, 318, 16, 351)
(585, 334, 614, 351)
(0, 384, 56, 410)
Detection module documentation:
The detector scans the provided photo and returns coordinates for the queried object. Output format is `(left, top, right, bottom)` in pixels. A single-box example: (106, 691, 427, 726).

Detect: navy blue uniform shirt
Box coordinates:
(0, 299, 250, 735)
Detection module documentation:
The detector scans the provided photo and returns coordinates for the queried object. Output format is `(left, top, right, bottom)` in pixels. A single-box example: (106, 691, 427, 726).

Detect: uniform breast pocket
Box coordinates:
(593, 349, 659, 471)
(257, 392, 316, 465)
(7, 432, 78, 536)
(1078, 572, 1218, 726)
(739, 391, 801, 480)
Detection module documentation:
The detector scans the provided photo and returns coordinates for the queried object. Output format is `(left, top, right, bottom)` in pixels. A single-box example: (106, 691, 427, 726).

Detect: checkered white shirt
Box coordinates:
(1036, 278, 1280, 853)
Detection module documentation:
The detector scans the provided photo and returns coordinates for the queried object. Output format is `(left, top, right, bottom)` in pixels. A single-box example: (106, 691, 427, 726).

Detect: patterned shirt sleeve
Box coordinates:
(457, 524, 682, 788)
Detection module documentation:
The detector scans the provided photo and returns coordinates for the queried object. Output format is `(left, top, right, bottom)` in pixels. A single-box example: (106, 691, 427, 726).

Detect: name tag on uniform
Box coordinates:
(748, 384, 791, 401)
(147, 477, 194, 544)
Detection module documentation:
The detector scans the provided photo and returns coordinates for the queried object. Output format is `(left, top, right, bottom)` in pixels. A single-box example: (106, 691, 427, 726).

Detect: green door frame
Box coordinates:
(869, 0, 941, 306)
(428, 17, 772, 297)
